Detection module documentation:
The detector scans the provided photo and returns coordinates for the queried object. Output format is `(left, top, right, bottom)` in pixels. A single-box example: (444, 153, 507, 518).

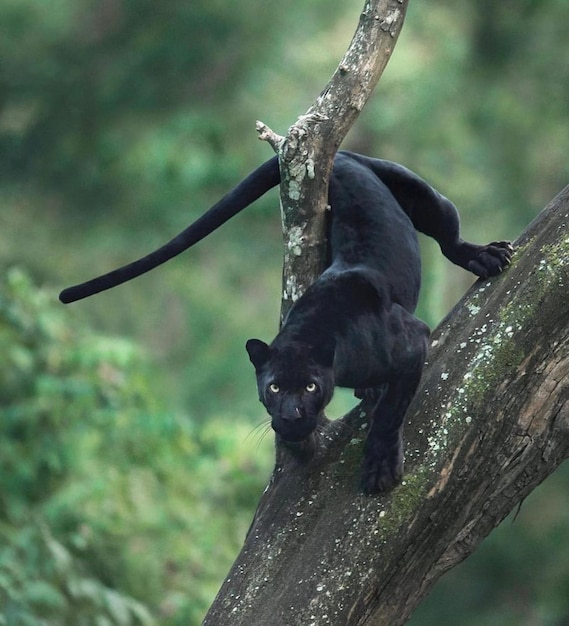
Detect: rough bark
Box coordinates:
(257, 0, 408, 320)
(203, 187, 569, 625)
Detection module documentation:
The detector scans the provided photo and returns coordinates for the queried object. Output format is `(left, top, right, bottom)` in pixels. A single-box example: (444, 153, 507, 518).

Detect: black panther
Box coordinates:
(60, 151, 512, 493)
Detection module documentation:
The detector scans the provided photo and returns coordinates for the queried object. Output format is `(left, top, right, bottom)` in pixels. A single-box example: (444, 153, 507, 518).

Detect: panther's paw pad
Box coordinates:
(360, 441, 403, 495)
(468, 241, 514, 278)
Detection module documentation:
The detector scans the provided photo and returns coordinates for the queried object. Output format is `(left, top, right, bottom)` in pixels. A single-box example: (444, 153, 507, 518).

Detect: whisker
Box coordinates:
(246, 420, 271, 441)
(246, 420, 274, 450)
(255, 423, 274, 450)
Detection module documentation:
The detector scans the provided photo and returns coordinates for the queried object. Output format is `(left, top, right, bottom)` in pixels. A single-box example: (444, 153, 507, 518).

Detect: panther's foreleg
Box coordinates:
(360, 308, 428, 494)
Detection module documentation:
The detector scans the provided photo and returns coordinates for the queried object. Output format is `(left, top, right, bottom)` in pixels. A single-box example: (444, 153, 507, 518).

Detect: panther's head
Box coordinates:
(246, 339, 334, 442)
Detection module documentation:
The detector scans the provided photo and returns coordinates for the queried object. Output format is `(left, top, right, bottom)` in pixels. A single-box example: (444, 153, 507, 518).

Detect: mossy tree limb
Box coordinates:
(203, 186, 569, 625)
(204, 0, 568, 622)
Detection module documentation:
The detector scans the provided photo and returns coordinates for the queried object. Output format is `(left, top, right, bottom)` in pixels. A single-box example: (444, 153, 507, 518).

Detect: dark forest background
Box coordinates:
(1, 1, 568, 624)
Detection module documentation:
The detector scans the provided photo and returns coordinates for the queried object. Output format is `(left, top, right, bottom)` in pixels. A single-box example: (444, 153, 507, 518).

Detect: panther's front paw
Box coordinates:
(360, 437, 403, 495)
(468, 241, 514, 278)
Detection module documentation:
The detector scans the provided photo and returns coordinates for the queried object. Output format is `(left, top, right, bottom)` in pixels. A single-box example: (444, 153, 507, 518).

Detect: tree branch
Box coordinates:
(203, 186, 569, 624)
(205, 0, 565, 623)
(257, 0, 408, 320)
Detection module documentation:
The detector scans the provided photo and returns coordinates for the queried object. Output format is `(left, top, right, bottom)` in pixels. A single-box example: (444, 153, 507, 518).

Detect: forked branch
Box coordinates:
(257, 0, 409, 319)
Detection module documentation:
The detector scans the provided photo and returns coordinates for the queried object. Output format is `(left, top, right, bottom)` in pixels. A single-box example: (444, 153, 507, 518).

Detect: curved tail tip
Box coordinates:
(59, 288, 76, 304)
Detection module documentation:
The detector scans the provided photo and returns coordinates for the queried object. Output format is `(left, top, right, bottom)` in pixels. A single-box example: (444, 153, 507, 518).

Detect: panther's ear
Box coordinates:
(246, 339, 271, 370)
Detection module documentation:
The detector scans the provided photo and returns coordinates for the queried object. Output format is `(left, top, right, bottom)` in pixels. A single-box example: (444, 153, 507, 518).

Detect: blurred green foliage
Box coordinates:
(0, 268, 272, 624)
(1, 0, 568, 624)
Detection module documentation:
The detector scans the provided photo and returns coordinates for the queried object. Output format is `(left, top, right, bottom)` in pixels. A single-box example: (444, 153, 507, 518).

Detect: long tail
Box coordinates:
(59, 157, 280, 303)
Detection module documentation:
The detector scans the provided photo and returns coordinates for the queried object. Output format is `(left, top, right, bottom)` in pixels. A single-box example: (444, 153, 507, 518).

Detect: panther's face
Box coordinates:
(246, 339, 334, 442)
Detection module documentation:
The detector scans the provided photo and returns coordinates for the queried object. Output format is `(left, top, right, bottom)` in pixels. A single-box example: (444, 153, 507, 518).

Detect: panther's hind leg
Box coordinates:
(356, 155, 514, 278)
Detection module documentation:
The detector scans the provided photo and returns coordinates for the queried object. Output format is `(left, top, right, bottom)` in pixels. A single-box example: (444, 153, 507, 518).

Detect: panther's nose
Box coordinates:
(282, 406, 304, 421)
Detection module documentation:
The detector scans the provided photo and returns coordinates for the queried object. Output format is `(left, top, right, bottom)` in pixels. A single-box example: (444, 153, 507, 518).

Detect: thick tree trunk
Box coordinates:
(203, 187, 569, 625)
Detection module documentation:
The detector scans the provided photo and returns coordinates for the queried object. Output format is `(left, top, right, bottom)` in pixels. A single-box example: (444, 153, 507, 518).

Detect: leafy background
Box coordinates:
(1, 0, 568, 624)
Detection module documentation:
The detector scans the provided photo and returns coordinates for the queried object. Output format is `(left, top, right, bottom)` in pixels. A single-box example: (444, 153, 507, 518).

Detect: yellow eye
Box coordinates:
(268, 383, 280, 394)
(306, 383, 317, 393)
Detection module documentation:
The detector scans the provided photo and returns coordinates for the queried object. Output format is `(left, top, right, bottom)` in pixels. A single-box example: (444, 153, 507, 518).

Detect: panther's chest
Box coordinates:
(333, 320, 391, 389)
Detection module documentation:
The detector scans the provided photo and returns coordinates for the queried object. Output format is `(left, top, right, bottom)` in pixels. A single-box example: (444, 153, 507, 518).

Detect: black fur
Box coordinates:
(58, 157, 280, 303)
(60, 151, 513, 493)
(245, 152, 512, 493)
